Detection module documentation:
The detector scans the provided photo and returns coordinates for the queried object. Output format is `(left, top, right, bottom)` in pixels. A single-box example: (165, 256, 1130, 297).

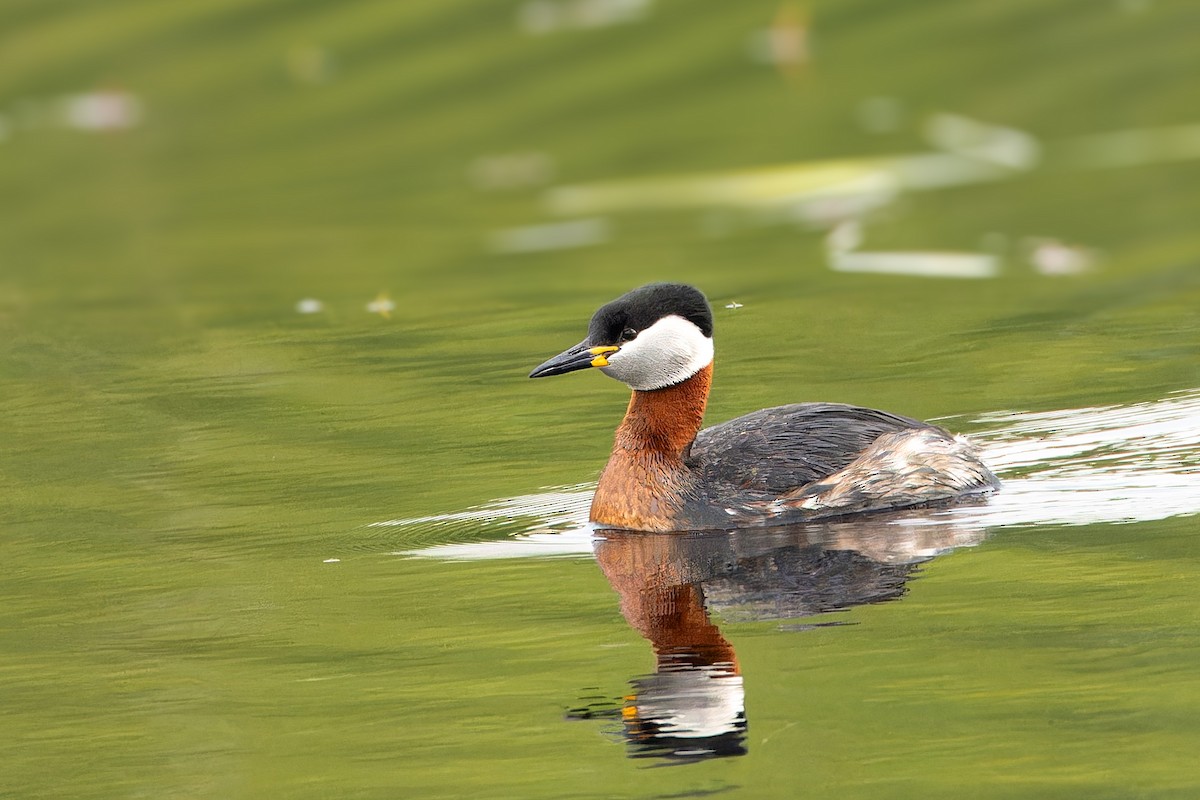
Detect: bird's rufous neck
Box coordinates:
(590, 363, 711, 530)
(614, 363, 712, 461)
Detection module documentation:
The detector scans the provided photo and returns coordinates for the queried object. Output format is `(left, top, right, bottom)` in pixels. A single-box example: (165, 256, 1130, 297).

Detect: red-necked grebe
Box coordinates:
(530, 283, 999, 532)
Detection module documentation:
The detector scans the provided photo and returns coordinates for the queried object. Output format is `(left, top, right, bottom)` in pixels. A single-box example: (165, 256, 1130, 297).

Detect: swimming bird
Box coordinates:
(530, 283, 999, 532)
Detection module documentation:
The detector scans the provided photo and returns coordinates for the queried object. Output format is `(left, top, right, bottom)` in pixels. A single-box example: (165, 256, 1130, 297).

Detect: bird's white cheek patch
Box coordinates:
(600, 315, 714, 391)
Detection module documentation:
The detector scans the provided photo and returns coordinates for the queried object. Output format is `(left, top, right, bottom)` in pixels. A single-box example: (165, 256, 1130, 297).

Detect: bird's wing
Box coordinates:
(690, 403, 935, 495)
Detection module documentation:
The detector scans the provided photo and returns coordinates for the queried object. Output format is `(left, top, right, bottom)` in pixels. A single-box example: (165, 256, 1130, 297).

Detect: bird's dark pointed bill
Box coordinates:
(529, 342, 619, 378)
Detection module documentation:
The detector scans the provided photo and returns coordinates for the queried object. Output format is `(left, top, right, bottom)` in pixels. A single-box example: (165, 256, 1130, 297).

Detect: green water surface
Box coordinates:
(3, 1, 1200, 797)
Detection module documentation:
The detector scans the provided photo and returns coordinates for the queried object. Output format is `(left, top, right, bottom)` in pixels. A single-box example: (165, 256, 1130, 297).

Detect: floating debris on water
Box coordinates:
(488, 218, 610, 254)
(830, 250, 1000, 279)
(923, 112, 1041, 171)
(367, 293, 396, 318)
(1024, 237, 1096, 276)
(824, 220, 998, 278)
(63, 89, 142, 132)
(747, 2, 811, 82)
(543, 153, 1003, 221)
(517, 0, 652, 35)
(825, 219, 864, 254)
(1, 90, 143, 135)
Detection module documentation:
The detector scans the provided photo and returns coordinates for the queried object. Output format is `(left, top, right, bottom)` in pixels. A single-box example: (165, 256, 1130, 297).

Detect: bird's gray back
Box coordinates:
(690, 402, 936, 495)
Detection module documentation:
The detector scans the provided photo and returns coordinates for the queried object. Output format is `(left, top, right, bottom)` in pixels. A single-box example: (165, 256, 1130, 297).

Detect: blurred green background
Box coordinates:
(2, 1, 1199, 798)
(3, 0, 1198, 521)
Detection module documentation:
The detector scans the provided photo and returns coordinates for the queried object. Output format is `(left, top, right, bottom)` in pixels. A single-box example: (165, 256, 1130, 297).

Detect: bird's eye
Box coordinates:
(620, 327, 638, 342)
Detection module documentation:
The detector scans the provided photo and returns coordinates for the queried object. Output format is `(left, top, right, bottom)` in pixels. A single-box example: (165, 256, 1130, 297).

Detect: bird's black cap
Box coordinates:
(588, 283, 713, 346)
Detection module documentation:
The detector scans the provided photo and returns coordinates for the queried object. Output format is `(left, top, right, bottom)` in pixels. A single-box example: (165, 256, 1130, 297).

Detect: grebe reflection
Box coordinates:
(576, 514, 987, 761)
